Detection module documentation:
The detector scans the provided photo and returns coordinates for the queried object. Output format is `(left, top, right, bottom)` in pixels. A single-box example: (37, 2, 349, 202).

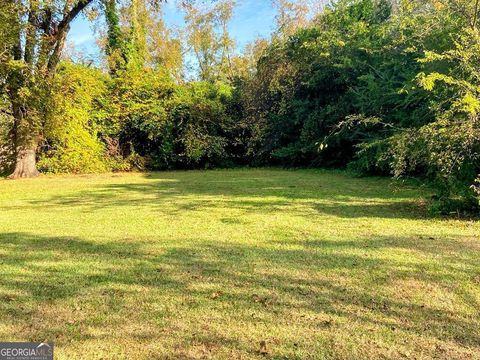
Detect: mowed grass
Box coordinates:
(0, 169, 479, 359)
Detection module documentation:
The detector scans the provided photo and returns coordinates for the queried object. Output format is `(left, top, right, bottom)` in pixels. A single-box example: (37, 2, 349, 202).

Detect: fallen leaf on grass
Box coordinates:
(259, 340, 268, 355)
(210, 291, 223, 300)
(252, 294, 276, 306)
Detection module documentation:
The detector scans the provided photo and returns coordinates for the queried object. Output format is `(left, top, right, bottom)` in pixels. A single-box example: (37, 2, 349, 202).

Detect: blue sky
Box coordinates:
(67, 1, 278, 61)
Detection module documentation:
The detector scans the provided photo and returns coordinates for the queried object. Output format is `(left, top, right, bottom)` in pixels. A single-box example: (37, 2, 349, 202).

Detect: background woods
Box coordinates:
(0, 0, 479, 214)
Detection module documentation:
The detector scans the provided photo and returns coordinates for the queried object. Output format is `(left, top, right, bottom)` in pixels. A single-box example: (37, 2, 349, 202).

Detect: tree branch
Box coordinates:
(47, 0, 95, 72)
(58, 0, 95, 34)
(24, 7, 38, 65)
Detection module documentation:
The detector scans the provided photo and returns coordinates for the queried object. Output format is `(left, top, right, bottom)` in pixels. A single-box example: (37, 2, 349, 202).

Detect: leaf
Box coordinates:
(210, 291, 223, 300)
(259, 340, 268, 355)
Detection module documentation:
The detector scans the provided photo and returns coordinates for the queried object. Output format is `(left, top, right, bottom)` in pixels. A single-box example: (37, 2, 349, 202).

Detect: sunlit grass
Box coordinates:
(0, 169, 478, 359)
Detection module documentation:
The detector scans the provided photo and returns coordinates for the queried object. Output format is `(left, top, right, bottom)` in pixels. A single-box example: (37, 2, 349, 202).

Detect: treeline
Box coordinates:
(1, 0, 479, 213)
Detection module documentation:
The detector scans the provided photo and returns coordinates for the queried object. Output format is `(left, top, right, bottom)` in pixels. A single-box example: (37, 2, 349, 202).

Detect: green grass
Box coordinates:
(0, 169, 478, 359)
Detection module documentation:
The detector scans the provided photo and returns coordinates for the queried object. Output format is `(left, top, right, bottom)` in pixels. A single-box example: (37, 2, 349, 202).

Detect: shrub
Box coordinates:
(169, 81, 235, 168)
(38, 63, 111, 174)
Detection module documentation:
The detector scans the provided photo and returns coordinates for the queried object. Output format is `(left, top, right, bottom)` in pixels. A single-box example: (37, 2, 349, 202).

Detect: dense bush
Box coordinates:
(37, 63, 112, 174)
(169, 81, 236, 168)
(111, 69, 239, 169)
(27, 64, 243, 173)
(239, 0, 480, 213)
(108, 67, 176, 170)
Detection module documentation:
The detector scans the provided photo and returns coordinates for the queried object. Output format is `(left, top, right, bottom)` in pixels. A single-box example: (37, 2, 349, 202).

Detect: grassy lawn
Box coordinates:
(0, 169, 478, 359)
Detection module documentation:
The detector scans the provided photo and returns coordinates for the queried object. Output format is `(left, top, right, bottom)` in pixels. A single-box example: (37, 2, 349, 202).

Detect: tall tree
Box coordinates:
(272, 0, 309, 38)
(0, 0, 171, 178)
(184, 0, 235, 82)
(146, 14, 184, 78)
(104, 0, 127, 74)
(0, 0, 102, 178)
(103, 0, 183, 77)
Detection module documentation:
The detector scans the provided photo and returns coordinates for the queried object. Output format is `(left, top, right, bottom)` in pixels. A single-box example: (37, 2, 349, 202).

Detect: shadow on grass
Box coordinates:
(16, 171, 429, 220)
(0, 231, 478, 356)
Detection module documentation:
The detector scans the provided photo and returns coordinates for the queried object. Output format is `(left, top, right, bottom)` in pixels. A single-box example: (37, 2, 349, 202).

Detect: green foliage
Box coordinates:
(112, 70, 237, 169)
(109, 67, 175, 169)
(104, 0, 128, 74)
(409, 27, 480, 211)
(38, 63, 111, 174)
(184, 0, 236, 82)
(240, 0, 479, 213)
(173, 81, 236, 167)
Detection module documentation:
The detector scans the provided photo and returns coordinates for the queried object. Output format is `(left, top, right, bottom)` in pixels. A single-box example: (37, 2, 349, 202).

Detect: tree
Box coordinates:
(146, 14, 184, 79)
(104, 0, 127, 74)
(103, 0, 184, 77)
(0, 0, 101, 178)
(0, 0, 171, 178)
(183, 0, 236, 82)
(272, 0, 309, 39)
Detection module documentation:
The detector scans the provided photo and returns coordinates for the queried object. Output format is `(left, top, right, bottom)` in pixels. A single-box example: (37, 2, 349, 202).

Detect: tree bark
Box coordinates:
(7, 104, 40, 179)
(8, 147, 39, 179)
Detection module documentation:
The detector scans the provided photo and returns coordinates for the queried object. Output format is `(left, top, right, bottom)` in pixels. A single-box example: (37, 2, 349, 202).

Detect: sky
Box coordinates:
(67, 0, 279, 62)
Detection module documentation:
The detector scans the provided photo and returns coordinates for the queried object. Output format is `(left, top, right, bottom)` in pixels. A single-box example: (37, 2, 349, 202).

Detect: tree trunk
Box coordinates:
(7, 104, 40, 179)
(8, 147, 39, 179)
